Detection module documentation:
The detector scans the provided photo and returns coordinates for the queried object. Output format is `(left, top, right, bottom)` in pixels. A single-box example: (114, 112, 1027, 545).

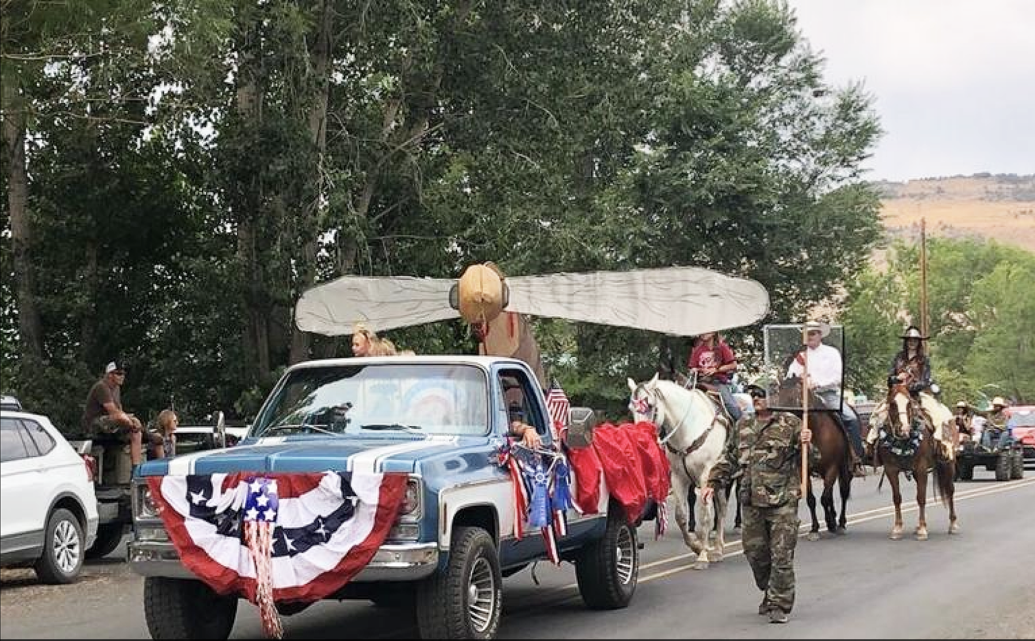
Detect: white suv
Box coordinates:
(1, 410, 99, 583)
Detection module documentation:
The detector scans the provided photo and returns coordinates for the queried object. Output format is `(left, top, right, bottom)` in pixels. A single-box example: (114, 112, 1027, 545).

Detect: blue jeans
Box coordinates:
(981, 428, 1009, 450)
(717, 383, 743, 424)
(817, 389, 863, 458)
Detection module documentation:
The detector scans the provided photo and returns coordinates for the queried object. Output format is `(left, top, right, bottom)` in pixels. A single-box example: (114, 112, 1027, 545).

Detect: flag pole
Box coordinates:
(800, 324, 810, 495)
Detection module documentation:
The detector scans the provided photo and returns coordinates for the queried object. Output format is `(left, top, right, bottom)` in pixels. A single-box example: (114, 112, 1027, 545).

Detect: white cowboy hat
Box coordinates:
(955, 400, 969, 409)
(991, 396, 1007, 407)
(900, 325, 928, 340)
(803, 320, 831, 338)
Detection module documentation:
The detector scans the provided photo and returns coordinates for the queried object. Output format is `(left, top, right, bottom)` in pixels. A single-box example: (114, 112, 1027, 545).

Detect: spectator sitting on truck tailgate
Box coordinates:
(81, 360, 160, 468)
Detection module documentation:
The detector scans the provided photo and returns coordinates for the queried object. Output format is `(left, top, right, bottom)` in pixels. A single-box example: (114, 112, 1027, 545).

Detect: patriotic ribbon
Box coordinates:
(243, 477, 283, 639)
(527, 461, 551, 528)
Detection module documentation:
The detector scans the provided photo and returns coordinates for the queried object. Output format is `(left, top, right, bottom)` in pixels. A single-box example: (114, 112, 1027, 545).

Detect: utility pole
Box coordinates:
(919, 217, 929, 338)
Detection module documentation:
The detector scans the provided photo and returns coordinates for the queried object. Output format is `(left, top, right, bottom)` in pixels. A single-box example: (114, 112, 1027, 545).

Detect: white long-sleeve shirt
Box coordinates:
(786, 343, 843, 389)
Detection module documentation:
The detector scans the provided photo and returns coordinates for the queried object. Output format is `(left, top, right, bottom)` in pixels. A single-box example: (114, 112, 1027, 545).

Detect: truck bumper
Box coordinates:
(128, 540, 439, 582)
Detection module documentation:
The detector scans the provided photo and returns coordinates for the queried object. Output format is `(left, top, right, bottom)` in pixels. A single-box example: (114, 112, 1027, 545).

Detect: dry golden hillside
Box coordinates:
(877, 175, 1035, 252)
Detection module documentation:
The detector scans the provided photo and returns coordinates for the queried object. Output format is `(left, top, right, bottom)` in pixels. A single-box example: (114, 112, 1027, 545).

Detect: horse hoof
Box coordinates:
(916, 531, 929, 541)
(806, 532, 821, 542)
(692, 560, 709, 571)
(949, 522, 960, 535)
(890, 530, 902, 541)
(836, 527, 847, 535)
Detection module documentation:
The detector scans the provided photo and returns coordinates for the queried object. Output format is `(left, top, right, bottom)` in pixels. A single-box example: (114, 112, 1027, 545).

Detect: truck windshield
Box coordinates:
(252, 363, 489, 438)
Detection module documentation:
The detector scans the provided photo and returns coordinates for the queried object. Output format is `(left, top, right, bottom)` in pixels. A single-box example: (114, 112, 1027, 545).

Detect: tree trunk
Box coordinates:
(80, 240, 99, 362)
(234, 50, 271, 384)
(289, 0, 334, 364)
(3, 99, 44, 360)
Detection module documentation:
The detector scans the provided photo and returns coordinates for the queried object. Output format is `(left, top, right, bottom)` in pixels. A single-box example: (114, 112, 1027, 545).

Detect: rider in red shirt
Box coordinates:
(688, 332, 743, 423)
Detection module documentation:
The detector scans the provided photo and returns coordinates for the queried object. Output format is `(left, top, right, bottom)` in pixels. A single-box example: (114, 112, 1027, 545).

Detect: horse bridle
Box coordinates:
(633, 383, 717, 453)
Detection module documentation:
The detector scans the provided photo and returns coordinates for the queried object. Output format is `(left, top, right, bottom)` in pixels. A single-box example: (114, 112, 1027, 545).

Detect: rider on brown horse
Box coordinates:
(785, 321, 866, 477)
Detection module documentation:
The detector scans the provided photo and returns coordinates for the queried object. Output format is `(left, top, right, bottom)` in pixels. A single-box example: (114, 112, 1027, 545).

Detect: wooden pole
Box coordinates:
(920, 217, 929, 338)
(800, 324, 810, 494)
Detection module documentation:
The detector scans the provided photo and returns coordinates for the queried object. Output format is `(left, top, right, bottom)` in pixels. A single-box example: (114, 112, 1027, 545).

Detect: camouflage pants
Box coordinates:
(741, 502, 800, 614)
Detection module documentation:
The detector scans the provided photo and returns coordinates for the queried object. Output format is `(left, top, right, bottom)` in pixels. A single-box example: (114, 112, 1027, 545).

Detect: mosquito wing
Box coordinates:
(505, 266, 769, 336)
(294, 275, 458, 335)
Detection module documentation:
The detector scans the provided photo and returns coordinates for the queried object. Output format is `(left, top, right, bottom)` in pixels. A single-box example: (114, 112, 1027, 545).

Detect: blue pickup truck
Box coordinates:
(129, 355, 642, 639)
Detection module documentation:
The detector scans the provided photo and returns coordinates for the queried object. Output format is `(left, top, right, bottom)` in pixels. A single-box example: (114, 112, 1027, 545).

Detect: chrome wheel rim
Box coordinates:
(467, 557, 496, 633)
(53, 520, 81, 574)
(616, 526, 635, 584)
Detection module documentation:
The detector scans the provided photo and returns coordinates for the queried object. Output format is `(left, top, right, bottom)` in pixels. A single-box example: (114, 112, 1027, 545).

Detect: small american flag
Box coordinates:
(545, 381, 571, 439)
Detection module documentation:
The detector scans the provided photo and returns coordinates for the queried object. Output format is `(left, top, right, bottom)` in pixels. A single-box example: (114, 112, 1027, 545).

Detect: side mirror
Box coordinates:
(566, 407, 598, 449)
(214, 411, 226, 449)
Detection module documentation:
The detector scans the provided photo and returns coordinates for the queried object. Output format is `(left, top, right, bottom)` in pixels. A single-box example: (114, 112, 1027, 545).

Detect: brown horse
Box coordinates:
(777, 378, 853, 538)
(877, 383, 959, 540)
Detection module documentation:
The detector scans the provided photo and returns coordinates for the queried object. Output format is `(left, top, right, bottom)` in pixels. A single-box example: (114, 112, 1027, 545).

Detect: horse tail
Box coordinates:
(935, 457, 955, 503)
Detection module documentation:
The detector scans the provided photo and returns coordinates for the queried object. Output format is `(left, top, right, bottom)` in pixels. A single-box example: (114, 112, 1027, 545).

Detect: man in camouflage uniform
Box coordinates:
(702, 384, 811, 624)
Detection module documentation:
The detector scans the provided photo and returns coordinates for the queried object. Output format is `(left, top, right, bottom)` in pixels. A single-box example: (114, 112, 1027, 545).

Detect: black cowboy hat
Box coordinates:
(900, 325, 928, 340)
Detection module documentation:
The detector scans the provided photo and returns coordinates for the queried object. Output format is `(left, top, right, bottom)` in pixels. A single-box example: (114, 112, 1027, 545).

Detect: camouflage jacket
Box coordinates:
(707, 412, 804, 508)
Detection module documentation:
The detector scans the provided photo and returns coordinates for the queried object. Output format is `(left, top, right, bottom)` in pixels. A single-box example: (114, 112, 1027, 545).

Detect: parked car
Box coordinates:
(1, 410, 99, 583)
(1006, 405, 1035, 469)
(0, 395, 23, 411)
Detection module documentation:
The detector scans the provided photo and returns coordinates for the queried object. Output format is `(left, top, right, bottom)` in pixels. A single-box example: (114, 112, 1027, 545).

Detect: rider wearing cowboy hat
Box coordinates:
(974, 396, 1011, 450)
(867, 325, 956, 460)
(888, 325, 931, 395)
(785, 320, 866, 477)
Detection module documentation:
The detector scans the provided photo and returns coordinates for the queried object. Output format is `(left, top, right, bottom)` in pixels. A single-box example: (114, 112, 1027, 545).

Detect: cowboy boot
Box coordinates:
(851, 449, 866, 478)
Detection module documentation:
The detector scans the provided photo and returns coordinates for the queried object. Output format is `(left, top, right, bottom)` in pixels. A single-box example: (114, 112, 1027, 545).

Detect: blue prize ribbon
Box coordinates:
(528, 461, 550, 528)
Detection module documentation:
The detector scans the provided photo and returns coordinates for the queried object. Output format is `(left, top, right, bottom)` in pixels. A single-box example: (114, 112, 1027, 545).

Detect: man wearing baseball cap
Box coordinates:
(81, 360, 149, 468)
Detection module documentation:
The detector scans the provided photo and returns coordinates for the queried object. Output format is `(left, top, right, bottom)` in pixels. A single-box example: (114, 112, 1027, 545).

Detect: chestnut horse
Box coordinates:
(776, 377, 853, 538)
(877, 383, 959, 540)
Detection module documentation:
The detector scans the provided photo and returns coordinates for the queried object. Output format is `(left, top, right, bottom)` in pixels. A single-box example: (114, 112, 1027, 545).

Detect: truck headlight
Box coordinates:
(398, 477, 422, 521)
(134, 482, 160, 520)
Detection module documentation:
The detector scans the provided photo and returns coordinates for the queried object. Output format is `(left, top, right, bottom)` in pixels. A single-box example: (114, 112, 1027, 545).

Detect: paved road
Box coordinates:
(2, 469, 1033, 639)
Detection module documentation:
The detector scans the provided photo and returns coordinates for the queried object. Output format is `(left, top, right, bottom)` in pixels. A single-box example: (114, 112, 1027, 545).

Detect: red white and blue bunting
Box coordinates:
(147, 471, 407, 638)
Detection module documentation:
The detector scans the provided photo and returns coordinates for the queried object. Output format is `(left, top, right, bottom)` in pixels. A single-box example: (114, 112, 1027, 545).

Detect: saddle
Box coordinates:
(672, 373, 732, 423)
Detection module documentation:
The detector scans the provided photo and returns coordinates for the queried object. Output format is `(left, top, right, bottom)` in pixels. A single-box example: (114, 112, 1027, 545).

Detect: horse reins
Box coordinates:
(652, 385, 725, 457)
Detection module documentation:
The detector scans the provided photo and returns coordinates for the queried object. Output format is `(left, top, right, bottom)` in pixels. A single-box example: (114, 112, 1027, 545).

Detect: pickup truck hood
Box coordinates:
(138, 434, 486, 476)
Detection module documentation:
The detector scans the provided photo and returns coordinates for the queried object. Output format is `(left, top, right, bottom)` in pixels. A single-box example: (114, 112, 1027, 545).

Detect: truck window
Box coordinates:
(498, 370, 547, 437)
(253, 363, 490, 437)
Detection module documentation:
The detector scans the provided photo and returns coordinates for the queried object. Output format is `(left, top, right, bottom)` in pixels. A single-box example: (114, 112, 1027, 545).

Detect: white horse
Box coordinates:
(628, 373, 731, 570)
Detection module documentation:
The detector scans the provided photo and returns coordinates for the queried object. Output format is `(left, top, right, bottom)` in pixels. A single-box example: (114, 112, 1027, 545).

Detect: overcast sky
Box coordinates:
(786, 0, 1035, 182)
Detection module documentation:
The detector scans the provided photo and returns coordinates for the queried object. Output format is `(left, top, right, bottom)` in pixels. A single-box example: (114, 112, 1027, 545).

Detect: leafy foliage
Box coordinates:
(2, 0, 896, 429)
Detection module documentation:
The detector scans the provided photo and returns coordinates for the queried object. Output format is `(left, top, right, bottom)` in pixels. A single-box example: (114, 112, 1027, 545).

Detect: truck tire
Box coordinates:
(144, 577, 237, 639)
(575, 507, 639, 610)
(34, 508, 84, 584)
(416, 527, 501, 640)
(994, 452, 1012, 481)
(1011, 451, 1025, 479)
(957, 462, 974, 481)
(86, 523, 125, 559)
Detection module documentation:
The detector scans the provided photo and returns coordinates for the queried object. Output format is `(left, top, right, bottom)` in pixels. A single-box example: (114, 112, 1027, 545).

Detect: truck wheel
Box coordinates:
(34, 508, 84, 584)
(957, 462, 974, 481)
(1012, 451, 1025, 479)
(416, 527, 501, 640)
(575, 507, 639, 610)
(144, 577, 237, 639)
(86, 523, 125, 559)
(995, 452, 1012, 481)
